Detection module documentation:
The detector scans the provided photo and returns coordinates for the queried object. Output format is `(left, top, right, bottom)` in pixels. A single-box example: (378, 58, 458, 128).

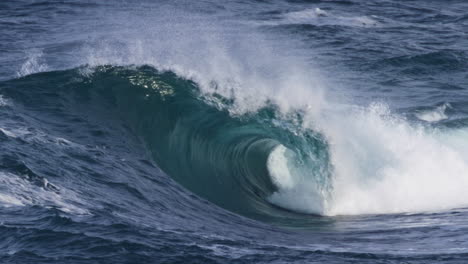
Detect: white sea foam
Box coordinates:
(17, 49, 49, 77)
(0, 171, 88, 214)
(267, 145, 295, 190)
(266, 133, 327, 214)
(415, 103, 450, 122)
(280, 8, 378, 28)
(318, 103, 468, 215)
(265, 103, 468, 216)
(0, 193, 25, 207)
(284, 8, 328, 22)
(0, 95, 10, 107)
(267, 145, 326, 214)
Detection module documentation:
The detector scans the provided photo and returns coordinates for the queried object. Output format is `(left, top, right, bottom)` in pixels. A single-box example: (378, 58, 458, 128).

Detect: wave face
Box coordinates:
(2, 65, 332, 220)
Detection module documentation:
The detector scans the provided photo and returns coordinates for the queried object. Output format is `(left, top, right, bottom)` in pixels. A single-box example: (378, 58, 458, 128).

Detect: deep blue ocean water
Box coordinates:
(1, 0, 468, 263)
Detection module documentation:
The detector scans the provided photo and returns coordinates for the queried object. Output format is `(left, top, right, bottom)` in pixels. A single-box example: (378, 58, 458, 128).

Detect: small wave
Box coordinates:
(285, 8, 328, 21)
(279, 8, 379, 28)
(415, 103, 451, 122)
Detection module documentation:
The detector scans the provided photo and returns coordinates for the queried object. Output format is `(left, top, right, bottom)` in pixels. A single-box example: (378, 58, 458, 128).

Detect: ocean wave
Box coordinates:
(3, 65, 468, 220)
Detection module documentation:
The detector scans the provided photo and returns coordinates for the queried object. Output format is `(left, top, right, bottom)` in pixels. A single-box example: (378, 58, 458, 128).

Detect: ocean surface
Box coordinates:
(1, 0, 468, 263)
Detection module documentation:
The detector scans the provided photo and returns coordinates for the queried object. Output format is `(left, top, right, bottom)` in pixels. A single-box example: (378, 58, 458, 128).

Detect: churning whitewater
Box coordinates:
(1, 0, 468, 263)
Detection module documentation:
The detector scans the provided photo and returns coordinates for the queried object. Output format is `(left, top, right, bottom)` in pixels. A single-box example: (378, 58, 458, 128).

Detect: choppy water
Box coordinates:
(1, 0, 468, 263)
